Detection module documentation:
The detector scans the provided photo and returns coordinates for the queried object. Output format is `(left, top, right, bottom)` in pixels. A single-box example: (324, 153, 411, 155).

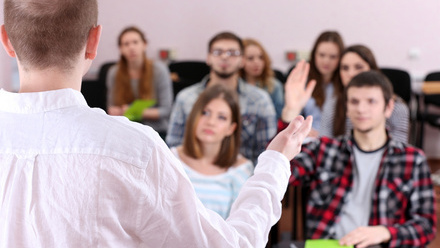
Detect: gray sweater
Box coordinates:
(106, 61, 173, 133)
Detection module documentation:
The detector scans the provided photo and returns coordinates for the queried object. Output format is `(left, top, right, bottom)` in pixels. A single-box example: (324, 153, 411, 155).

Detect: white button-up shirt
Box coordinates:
(0, 88, 290, 247)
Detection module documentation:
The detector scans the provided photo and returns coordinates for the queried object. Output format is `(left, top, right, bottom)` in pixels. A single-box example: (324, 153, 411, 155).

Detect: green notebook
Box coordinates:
(124, 99, 156, 122)
(305, 239, 353, 248)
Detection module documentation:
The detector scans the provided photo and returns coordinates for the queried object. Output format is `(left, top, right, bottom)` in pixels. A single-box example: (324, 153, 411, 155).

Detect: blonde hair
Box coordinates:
(240, 38, 275, 92)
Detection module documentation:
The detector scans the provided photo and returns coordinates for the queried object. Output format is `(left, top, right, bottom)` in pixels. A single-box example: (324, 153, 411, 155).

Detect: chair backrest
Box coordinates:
(285, 64, 296, 79)
(273, 68, 286, 84)
(168, 60, 210, 99)
(81, 62, 116, 111)
(424, 71, 440, 106)
(168, 60, 210, 83)
(380, 68, 412, 104)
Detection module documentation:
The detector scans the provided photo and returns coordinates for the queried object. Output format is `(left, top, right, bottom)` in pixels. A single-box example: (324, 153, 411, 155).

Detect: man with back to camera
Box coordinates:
(280, 62, 436, 248)
(0, 0, 313, 247)
(166, 31, 277, 164)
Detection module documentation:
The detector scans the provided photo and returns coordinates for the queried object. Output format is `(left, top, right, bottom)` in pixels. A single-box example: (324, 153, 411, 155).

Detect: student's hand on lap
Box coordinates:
(108, 106, 123, 116)
(122, 104, 129, 114)
(339, 226, 391, 248)
(267, 115, 313, 161)
(282, 60, 316, 123)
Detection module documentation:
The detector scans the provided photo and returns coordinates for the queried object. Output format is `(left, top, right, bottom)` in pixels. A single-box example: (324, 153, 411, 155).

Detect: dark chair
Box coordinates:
(168, 61, 210, 99)
(81, 62, 116, 112)
(418, 71, 440, 148)
(380, 68, 412, 105)
(273, 68, 286, 84)
(285, 64, 296, 80)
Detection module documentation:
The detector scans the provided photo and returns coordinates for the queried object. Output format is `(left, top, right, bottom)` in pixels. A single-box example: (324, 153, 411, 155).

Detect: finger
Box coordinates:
(305, 79, 316, 98)
(286, 60, 305, 83)
(294, 115, 313, 141)
(282, 115, 305, 135)
(299, 62, 310, 85)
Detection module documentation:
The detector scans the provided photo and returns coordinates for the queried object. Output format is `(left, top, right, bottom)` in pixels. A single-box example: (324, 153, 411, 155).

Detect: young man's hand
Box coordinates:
(339, 226, 391, 248)
(281, 60, 316, 123)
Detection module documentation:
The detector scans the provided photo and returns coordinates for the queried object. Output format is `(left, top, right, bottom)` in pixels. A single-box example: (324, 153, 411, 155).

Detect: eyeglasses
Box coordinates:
(210, 49, 242, 57)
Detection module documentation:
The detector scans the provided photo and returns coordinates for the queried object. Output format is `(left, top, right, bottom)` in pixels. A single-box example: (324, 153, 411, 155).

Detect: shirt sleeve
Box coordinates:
(105, 65, 118, 107)
(271, 78, 285, 119)
(290, 139, 321, 185)
(253, 92, 277, 163)
(165, 92, 186, 147)
(137, 137, 291, 247)
(152, 62, 173, 119)
(302, 98, 321, 130)
(386, 150, 437, 247)
(386, 98, 410, 143)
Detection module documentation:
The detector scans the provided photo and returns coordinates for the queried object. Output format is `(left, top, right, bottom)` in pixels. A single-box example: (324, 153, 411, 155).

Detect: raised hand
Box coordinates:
(281, 60, 316, 123)
(267, 115, 313, 161)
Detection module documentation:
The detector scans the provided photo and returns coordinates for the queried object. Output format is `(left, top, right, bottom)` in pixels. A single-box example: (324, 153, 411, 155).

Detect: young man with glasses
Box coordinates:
(167, 32, 277, 164)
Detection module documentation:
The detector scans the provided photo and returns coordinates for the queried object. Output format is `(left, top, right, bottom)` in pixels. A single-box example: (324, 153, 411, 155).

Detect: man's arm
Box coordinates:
(139, 116, 312, 247)
(386, 152, 436, 247)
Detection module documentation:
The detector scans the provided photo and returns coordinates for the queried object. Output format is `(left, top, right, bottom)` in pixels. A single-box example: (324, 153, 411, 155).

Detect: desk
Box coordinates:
(414, 81, 440, 148)
(276, 240, 383, 248)
(422, 81, 440, 95)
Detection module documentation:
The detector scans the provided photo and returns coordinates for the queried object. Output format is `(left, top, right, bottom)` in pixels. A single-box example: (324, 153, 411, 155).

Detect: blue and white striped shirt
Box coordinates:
(171, 147, 254, 219)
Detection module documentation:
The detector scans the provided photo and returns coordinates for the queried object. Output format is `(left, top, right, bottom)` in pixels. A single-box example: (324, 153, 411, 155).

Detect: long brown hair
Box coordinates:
(113, 26, 155, 106)
(182, 84, 241, 168)
(308, 31, 344, 108)
(333, 45, 379, 136)
(240, 38, 275, 92)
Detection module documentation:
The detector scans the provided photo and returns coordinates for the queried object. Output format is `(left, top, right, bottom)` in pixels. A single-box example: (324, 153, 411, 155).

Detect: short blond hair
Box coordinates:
(4, 0, 98, 71)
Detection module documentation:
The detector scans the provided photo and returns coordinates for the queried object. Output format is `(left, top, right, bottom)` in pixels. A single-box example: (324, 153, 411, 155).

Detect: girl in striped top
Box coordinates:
(171, 84, 253, 219)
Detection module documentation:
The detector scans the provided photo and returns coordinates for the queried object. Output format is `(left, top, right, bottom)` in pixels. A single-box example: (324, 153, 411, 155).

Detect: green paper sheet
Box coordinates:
(124, 99, 156, 122)
(305, 239, 353, 248)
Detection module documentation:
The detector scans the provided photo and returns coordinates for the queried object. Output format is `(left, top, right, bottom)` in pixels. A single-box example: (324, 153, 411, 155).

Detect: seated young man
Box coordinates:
(280, 64, 436, 248)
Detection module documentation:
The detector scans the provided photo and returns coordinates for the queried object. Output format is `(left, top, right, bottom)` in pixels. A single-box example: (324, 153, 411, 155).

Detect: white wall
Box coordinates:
(91, 0, 440, 80)
(1, 1, 439, 85)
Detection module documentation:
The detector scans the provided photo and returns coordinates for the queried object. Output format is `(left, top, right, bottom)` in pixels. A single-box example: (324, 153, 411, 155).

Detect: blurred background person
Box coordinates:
(106, 26, 173, 137)
(300, 31, 344, 137)
(240, 38, 284, 119)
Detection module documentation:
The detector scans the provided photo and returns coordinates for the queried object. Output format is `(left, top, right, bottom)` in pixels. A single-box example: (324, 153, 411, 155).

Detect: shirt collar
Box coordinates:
(346, 130, 405, 154)
(201, 75, 246, 94)
(0, 88, 88, 114)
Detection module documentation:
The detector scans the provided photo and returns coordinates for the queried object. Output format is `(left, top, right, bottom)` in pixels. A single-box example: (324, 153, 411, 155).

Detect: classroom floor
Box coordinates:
(273, 159, 440, 248)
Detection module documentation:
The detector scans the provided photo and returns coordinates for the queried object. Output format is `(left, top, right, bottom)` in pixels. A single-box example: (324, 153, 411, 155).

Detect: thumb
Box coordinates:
(305, 79, 316, 99)
(282, 115, 305, 136)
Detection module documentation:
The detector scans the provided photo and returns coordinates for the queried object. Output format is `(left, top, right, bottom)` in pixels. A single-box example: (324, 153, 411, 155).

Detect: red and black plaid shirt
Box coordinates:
(288, 132, 436, 247)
